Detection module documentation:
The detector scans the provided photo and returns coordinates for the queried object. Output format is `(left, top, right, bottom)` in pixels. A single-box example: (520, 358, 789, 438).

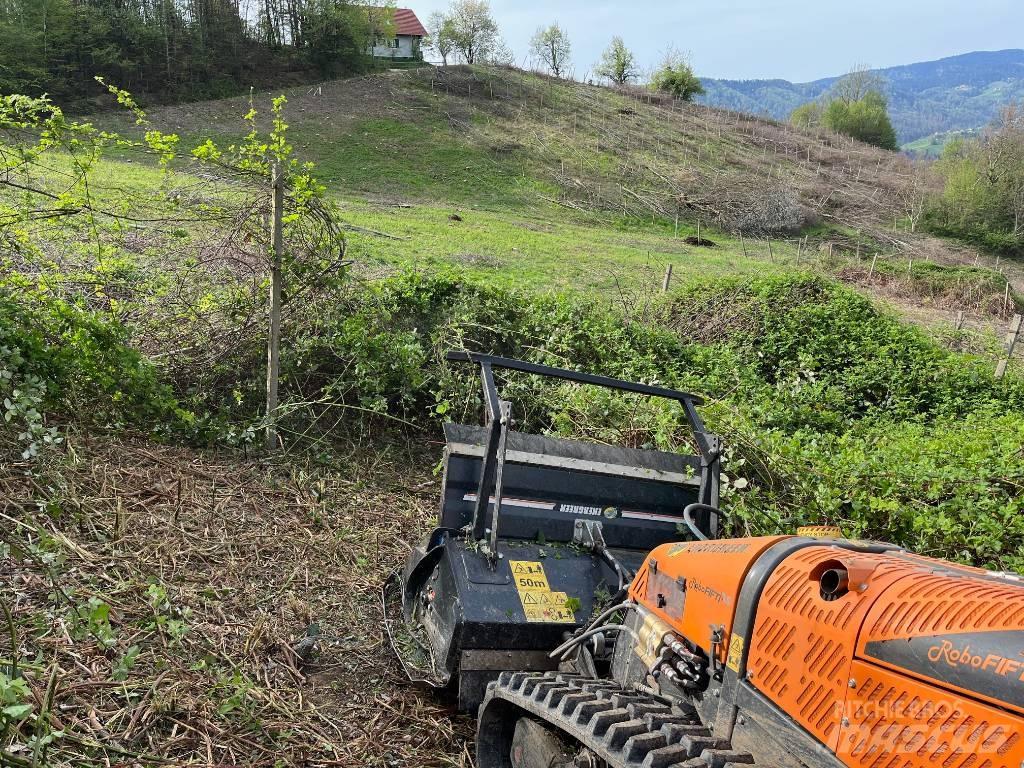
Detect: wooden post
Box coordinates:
(266, 162, 285, 452)
(696, 220, 701, 243)
(739, 234, 747, 257)
(1005, 282, 1012, 317)
(907, 257, 913, 277)
(674, 210, 679, 238)
(662, 264, 673, 293)
(868, 253, 878, 279)
(796, 238, 803, 261)
(954, 311, 965, 331)
(766, 238, 774, 262)
(995, 314, 1022, 380)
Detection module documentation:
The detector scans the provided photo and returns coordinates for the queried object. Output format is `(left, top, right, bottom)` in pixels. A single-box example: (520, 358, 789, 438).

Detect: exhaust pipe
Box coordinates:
(820, 568, 850, 601)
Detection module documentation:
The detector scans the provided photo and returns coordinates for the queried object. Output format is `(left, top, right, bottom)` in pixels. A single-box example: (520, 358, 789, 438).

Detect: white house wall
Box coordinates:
(371, 35, 418, 59)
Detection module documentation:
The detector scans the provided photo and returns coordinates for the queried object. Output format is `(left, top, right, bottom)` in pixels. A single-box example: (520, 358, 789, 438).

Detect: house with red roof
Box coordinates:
(367, 7, 427, 61)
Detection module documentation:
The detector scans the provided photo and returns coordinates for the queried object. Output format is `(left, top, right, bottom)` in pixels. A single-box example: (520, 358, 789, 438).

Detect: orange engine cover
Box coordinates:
(631, 538, 1024, 768)
(746, 544, 1024, 767)
(629, 536, 788, 666)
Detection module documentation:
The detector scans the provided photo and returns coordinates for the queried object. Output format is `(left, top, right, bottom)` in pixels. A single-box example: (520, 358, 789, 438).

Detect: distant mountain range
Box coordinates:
(698, 50, 1024, 146)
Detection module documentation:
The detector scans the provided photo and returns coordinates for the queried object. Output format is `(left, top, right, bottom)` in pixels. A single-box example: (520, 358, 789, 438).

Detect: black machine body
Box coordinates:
(390, 352, 722, 711)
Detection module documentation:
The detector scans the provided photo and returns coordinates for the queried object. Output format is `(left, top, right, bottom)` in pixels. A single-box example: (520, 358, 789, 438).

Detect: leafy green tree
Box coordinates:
(0, 0, 377, 103)
(789, 101, 823, 129)
(530, 23, 572, 78)
(926, 104, 1024, 250)
(447, 0, 499, 65)
(304, 1, 372, 77)
(822, 91, 898, 150)
(595, 37, 638, 86)
(649, 49, 703, 101)
(789, 69, 897, 150)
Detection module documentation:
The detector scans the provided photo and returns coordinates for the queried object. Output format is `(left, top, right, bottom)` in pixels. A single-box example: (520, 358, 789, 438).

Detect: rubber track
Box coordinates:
(482, 671, 758, 768)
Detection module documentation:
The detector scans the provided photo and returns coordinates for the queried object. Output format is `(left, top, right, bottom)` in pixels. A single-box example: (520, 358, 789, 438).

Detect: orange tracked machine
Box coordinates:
(478, 534, 1024, 768)
(393, 354, 1024, 768)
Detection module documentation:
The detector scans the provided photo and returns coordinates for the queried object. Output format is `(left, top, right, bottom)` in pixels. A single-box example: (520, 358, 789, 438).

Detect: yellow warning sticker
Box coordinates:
(509, 561, 576, 623)
(726, 634, 744, 673)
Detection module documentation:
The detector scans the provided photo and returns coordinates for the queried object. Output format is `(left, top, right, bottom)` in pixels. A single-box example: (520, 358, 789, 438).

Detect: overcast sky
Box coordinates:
(410, 0, 1024, 82)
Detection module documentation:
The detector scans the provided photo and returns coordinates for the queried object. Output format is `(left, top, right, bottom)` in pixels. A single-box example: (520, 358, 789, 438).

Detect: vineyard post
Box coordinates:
(995, 314, 1022, 380)
(265, 161, 285, 452)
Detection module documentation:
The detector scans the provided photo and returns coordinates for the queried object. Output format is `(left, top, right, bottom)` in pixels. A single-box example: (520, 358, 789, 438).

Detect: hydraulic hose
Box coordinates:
(547, 601, 635, 659)
(597, 546, 634, 591)
(682, 503, 721, 541)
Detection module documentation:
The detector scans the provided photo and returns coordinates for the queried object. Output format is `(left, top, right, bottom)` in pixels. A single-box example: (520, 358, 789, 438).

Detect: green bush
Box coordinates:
(13, 265, 1020, 570)
(822, 92, 898, 150)
(0, 280, 180, 456)
(263, 270, 1022, 570)
(275, 271, 1021, 437)
(730, 411, 1024, 572)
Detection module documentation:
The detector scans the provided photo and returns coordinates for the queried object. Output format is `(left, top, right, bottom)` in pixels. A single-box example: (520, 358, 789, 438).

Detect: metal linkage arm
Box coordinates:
(448, 350, 723, 544)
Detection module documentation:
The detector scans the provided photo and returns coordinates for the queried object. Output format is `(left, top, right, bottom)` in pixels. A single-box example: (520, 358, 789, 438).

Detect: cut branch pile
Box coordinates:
(1, 435, 472, 767)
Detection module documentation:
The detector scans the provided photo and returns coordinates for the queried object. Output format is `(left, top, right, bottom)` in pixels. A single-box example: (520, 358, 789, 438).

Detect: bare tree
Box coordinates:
(992, 104, 1024, 235)
(897, 164, 930, 233)
(485, 37, 516, 66)
(427, 10, 457, 66)
(530, 23, 571, 78)
(831, 64, 887, 105)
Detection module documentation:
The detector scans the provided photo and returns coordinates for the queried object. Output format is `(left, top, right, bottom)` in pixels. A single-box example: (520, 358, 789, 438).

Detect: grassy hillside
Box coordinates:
(903, 128, 982, 157)
(100, 65, 1019, 306)
(699, 49, 1024, 143)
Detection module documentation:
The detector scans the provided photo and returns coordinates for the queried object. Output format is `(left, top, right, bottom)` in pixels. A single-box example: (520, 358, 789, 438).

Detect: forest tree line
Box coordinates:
(0, 0, 391, 103)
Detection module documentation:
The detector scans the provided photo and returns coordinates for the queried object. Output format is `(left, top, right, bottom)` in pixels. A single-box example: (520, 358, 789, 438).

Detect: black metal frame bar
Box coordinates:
(448, 351, 723, 542)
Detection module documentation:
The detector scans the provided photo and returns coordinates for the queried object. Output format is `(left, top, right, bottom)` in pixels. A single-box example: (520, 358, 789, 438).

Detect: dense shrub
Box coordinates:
(730, 411, 1024, 572)
(0, 280, 180, 457)
(11, 266, 1022, 570)
(265, 270, 1022, 569)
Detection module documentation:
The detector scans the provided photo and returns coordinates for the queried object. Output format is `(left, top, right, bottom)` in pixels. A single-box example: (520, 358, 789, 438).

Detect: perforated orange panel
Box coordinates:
(857, 565, 1024, 717)
(839, 660, 1024, 768)
(746, 546, 914, 751)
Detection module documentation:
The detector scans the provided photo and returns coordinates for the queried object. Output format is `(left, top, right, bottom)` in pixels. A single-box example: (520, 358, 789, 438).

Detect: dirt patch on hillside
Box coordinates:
(1, 435, 472, 767)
